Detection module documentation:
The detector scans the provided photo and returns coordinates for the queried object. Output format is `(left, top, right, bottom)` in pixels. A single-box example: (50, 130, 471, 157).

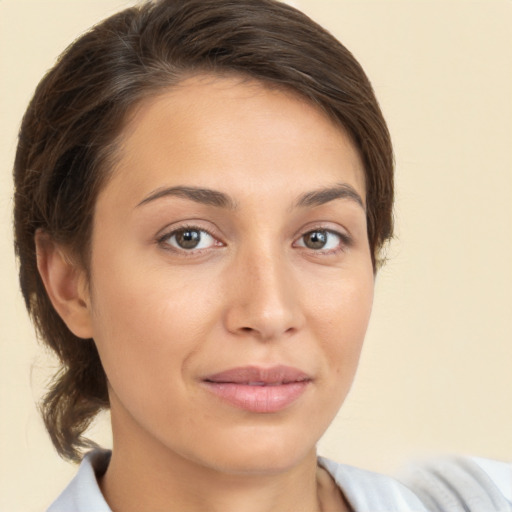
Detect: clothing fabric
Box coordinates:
(47, 450, 111, 512)
(398, 456, 512, 512)
(47, 449, 512, 511)
(318, 457, 427, 511)
(47, 449, 428, 511)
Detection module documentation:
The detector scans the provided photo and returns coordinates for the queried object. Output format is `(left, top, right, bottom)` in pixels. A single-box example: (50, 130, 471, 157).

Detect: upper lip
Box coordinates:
(203, 365, 311, 385)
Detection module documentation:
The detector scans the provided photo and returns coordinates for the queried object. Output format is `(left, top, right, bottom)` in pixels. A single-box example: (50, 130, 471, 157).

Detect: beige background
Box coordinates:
(1, 1, 511, 510)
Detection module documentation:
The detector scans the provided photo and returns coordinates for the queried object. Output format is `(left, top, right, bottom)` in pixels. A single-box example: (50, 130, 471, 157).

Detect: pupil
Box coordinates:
(177, 229, 200, 249)
(305, 230, 327, 249)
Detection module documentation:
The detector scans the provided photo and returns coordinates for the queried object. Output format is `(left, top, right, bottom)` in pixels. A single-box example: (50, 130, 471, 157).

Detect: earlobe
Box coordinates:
(35, 230, 93, 339)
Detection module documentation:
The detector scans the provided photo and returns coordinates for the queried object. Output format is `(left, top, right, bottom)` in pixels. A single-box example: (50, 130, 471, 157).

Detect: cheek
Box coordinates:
(307, 268, 374, 374)
(293, 266, 373, 433)
(87, 256, 222, 397)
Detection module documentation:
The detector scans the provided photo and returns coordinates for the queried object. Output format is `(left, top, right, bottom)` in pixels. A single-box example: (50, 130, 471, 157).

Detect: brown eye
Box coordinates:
(303, 230, 328, 249)
(161, 227, 218, 251)
(175, 229, 201, 249)
(295, 229, 348, 253)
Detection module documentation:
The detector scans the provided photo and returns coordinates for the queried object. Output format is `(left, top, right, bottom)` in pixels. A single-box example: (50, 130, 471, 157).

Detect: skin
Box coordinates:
(37, 75, 374, 512)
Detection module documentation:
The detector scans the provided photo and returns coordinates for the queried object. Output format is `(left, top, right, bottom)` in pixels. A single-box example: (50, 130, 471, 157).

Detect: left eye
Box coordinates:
(295, 229, 343, 251)
(162, 228, 218, 251)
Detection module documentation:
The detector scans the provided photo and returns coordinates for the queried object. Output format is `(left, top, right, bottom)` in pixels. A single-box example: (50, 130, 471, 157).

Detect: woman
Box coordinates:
(10, 1, 509, 511)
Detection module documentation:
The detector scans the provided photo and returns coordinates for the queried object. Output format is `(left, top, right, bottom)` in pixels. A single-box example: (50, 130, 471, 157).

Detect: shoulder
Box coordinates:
(46, 449, 112, 512)
(319, 457, 428, 512)
(398, 456, 512, 512)
(53, 451, 426, 512)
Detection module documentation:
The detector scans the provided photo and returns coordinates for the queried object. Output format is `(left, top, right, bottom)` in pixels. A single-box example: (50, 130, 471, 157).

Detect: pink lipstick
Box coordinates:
(202, 365, 311, 413)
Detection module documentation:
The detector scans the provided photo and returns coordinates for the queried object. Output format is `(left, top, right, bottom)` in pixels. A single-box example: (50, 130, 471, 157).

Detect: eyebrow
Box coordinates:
(137, 186, 238, 209)
(294, 183, 365, 210)
(137, 183, 364, 211)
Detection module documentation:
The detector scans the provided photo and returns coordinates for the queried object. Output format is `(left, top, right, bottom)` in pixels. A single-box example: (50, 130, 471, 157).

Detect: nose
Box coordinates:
(223, 246, 304, 341)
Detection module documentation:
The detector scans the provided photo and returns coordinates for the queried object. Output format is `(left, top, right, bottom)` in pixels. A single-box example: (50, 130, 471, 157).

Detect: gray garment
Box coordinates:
(399, 456, 512, 512)
(318, 457, 427, 511)
(47, 449, 428, 511)
(47, 450, 111, 512)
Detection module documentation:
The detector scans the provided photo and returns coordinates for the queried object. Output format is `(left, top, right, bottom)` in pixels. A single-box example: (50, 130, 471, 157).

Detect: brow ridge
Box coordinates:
(137, 186, 238, 209)
(137, 183, 364, 211)
(295, 183, 365, 210)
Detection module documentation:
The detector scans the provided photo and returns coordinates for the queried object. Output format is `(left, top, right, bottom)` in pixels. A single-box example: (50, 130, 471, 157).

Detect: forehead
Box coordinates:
(101, 74, 365, 208)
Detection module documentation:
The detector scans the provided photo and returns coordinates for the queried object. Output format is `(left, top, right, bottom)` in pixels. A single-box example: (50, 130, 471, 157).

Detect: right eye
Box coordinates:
(159, 227, 221, 252)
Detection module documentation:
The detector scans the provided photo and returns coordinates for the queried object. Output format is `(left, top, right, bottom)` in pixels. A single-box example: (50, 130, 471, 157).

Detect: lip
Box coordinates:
(201, 365, 311, 413)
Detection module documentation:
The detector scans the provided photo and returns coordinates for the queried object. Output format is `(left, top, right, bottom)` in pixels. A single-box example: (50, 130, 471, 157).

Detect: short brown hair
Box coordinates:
(13, 0, 393, 462)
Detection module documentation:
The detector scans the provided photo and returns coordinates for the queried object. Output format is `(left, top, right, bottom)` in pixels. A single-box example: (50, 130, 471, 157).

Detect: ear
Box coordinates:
(35, 230, 93, 339)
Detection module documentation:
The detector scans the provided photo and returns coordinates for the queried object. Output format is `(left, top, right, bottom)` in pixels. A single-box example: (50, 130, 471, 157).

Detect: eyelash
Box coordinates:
(157, 225, 351, 256)
(293, 228, 352, 255)
(157, 224, 222, 255)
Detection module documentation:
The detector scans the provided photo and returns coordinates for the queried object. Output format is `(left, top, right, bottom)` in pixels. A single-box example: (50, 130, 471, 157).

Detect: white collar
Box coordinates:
(48, 449, 427, 512)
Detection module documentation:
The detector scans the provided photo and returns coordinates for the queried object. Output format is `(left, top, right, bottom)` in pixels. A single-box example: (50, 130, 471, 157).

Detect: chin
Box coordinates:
(183, 423, 320, 476)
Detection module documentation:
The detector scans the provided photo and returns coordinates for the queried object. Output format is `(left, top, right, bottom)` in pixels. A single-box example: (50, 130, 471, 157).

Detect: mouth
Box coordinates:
(202, 365, 312, 413)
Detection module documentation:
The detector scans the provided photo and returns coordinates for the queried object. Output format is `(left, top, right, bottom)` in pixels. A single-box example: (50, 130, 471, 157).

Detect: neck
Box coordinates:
(101, 445, 325, 512)
(100, 399, 349, 512)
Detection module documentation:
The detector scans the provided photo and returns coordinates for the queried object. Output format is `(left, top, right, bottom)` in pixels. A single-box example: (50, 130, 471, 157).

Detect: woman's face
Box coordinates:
(86, 75, 374, 473)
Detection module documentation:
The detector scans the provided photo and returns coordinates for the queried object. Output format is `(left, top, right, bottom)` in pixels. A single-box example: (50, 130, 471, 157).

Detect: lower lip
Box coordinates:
(202, 381, 310, 413)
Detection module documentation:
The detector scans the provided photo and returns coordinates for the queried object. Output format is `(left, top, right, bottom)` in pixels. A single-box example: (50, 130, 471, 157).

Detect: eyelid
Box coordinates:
(292, 221, 351, 241)
(292, 224, 353, 254)
(156, 222, 224, 253)
(155, 220, 352, 255)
